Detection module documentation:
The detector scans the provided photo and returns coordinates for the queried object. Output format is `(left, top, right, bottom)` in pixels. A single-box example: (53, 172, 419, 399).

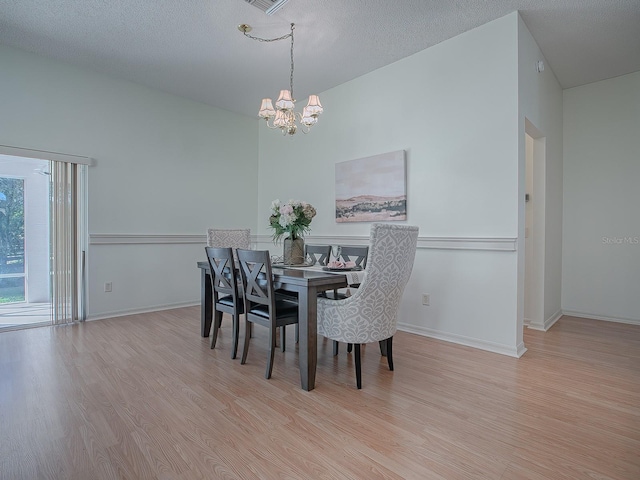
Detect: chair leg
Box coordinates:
(386, 337, 394, 371)
(333, 340, 339, 356)
(240, 319, 251, 364)
(266, 327, 277, 379)
(280, 325, 286, 352)
(210, 310, 222, 349)
(354, 344, 362, 389)
(231, 312, 239, 359)
(347, 343, 353, 353)
(379, 339, 387, 357)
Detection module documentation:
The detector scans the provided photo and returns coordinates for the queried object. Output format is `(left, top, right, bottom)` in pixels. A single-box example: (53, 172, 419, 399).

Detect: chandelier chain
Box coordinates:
(242, 24, 295, 99)
(289, 24, 294, 98)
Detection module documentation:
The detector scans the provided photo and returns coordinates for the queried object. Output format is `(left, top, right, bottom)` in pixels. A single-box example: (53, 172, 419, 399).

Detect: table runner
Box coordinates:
(272, 262, 366, 286)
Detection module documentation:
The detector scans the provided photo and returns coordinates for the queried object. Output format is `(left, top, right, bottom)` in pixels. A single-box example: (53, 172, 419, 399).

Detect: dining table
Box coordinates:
(197, 261, 349, 391)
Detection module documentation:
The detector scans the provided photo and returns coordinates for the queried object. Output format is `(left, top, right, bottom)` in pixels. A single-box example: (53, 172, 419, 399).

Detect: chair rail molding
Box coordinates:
(257, 234, 517, 252)
(89, 234, 208, 245)
(90, 233, 517, 251)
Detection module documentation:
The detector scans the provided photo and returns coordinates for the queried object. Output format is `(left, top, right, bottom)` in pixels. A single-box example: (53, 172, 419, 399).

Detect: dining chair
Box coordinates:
(337, 245, 369, 268)
(304, 244, 332, 266)
(205, 247, 243, 359)
(236, 249, 299, 379)
(317, 224, 419, 389)
(326, 245, 370, 300)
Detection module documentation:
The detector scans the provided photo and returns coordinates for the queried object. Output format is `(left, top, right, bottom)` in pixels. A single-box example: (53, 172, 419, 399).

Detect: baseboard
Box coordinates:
(561, 310, 640, 326)
(527, 309, 562, 331)
(87, 301, 199, 322)
(397, 322, 524, 357)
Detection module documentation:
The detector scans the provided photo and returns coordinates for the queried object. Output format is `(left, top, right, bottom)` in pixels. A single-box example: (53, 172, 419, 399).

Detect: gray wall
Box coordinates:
(562, 71, 640, 324)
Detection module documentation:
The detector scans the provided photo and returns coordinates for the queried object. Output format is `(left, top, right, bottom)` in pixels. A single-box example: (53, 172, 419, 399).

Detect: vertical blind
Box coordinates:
(0, 146, 90, 326)
(50, 161, 86, 324)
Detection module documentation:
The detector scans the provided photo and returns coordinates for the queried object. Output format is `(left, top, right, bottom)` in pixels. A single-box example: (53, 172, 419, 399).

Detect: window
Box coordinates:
(0, 178, 25, 303)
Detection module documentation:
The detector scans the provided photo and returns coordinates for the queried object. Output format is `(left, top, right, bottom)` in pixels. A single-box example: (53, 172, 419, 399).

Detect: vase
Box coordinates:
(283, 237, 305, 265)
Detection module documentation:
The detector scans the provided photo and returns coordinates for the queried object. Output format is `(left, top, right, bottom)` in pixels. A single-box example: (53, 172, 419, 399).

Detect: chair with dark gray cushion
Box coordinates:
(337, 245, 369, 269)
(236, 249, 299, 379)
(205, 247, 243, 359)
(304, 244, 332, 266)
(326, 245, 370, 301)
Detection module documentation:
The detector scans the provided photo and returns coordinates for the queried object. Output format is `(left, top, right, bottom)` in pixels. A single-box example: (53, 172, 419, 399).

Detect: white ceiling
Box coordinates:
(1, 0, 639, 117)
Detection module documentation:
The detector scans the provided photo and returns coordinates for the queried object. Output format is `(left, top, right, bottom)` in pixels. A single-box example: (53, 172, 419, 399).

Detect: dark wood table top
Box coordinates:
(197, 261, 347, 288)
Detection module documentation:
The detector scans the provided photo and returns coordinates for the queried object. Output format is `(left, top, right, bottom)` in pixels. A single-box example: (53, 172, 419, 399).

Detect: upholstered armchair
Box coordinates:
(207, 228, 251, 252)
(317, 224, 419, 388)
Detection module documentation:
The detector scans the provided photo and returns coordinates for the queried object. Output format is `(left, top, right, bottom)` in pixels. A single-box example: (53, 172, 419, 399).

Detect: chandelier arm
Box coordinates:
(263, 118, 280, 130)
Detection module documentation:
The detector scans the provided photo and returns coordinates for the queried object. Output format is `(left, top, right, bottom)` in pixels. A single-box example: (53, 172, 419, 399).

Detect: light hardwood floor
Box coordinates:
(0, 308, 638, 479)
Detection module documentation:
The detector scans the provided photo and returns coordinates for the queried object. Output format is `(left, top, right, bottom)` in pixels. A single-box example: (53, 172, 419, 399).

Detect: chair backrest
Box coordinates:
(207, 228, 251, 263)
(338, 245, 369, 268)
(304, 244, 331, 266)
(324, 224, 418, 342)
(207, 228, 250, 248)
(205, 247, 240, 305)
(236, 249, 275, 315)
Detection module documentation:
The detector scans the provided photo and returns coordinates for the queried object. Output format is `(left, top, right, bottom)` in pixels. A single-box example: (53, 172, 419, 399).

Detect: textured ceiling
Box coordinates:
(1, 0, 639, 117)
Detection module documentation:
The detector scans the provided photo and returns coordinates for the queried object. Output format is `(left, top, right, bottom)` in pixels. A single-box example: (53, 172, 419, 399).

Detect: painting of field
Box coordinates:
(335, 151, 406, 223)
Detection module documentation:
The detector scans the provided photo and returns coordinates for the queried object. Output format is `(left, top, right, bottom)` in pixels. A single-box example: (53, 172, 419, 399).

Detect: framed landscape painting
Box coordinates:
(335, 150, 406, 223)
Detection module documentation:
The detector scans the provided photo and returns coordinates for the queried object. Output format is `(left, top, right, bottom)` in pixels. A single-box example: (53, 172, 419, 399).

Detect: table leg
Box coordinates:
(201, 269, 212, 337)
(297, 285, 318, 391)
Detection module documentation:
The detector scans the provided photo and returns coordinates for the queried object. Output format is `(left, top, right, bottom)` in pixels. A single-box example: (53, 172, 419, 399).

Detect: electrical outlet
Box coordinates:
(104, 282, 112, 293)
(422, 294, 430, 306)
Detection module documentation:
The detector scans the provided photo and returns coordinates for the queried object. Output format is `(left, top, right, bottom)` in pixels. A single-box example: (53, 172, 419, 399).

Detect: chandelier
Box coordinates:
(239, 23, 323, 136)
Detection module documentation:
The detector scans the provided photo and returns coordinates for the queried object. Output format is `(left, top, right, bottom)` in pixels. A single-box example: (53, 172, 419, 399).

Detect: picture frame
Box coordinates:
(335, 150, 406, 223)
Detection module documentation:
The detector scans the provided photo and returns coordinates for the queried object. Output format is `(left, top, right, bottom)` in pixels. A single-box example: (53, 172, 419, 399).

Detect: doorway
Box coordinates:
(523, 120, 546, 331)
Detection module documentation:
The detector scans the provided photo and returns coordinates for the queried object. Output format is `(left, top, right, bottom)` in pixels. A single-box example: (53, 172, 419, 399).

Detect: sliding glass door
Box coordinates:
(0, 151, 87, 330)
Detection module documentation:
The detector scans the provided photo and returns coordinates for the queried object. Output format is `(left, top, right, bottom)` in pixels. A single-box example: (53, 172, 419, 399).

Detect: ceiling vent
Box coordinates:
(244, 0, 290, 16)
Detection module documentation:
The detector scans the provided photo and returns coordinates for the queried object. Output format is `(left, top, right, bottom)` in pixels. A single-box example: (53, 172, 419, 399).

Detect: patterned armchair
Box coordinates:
(207, 228, 251, 250)
(317, 224, 419, 389)
(207, 228, 251, 262)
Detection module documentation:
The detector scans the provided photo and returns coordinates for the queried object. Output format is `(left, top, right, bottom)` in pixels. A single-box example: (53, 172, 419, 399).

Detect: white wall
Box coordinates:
(517, 15, 564, 331)
(256, 14, 527, 355)
(0, 44, 259, 318)
(0, 14, 572, 349)
(562, 71, 640, 324)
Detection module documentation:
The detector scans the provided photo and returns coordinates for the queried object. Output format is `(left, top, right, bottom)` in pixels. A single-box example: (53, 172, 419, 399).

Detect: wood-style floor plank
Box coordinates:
(1, 309, 639, 479)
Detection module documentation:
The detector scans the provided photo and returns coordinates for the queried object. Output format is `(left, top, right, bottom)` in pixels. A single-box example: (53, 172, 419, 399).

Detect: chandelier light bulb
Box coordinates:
(275, 90, 294, 110)
(258, 98, 276, 118)
(305, 95, 323, 116)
